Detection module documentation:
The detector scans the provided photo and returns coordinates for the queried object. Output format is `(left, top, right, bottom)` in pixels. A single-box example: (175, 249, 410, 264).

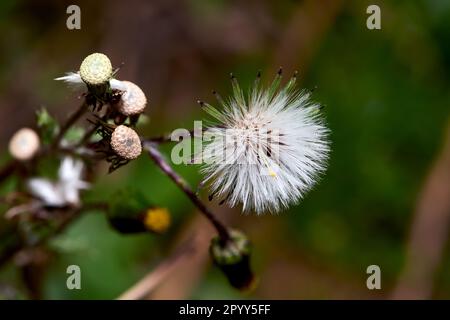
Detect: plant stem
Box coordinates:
(52, 100, 89, 149)
(0, 160, 17, 184)
(76, 123, 99, 148)
(147, 126, 218, 144)
(143, 142, 231, 245)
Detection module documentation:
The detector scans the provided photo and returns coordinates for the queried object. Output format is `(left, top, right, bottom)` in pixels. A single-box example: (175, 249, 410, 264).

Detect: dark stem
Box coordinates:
(0, 160, 17, 184)
(52, 100, 89, 149)
(143, 142, 231, 245)
(147, 126, 217, 144)
(76, 123, 99, 148)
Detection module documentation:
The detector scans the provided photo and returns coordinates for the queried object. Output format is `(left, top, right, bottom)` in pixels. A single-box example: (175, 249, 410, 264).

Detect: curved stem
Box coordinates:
(143, 142, 231, 245)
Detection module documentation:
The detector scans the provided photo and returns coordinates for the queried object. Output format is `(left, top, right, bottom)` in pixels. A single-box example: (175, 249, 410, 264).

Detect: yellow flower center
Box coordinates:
(144, 208, 171, 233)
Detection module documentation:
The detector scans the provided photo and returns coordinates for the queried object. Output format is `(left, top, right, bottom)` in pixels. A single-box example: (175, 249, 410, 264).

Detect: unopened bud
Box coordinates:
(210, 230, 256, 290)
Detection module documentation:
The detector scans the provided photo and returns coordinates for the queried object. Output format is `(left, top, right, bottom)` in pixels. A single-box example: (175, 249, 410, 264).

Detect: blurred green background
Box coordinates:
(1, 0, 450, 299)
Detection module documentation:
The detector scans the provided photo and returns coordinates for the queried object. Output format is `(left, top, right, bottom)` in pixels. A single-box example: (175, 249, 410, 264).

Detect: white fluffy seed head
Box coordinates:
(116, 81, 147, 116)
(110, 125, 142, 160)
(79, 53, 113, 86)
(199, 73, 330, 214)
(9, 128, 40, 161)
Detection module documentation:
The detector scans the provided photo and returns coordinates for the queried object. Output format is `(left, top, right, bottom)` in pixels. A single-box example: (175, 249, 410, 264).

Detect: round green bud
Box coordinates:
(210, 230, 251, 265)
(79, 53, 113, 86)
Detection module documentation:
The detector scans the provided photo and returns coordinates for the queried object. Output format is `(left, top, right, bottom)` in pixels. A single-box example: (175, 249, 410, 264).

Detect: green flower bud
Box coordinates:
(79, 53, 113, 86)
(210, 230, 256, 290)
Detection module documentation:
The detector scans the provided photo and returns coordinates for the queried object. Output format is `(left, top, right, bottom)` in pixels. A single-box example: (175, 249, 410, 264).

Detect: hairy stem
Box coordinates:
(143, 142, 231, 245)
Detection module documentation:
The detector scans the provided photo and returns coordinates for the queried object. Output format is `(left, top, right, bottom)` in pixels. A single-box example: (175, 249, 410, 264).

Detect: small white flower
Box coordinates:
(27, 157, 90, 207)
(199, 72, 330, 214)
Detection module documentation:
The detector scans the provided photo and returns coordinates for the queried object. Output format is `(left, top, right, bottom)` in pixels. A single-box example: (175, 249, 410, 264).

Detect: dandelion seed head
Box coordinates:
(200, 72, 330, 214)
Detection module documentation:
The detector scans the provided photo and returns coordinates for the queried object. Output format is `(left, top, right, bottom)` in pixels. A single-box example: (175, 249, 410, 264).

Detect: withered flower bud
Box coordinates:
(110, 125, 142, 160)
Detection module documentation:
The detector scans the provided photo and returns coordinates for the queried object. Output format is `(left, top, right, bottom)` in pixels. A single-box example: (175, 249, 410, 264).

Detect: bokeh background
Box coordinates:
(1, 0, 450, 299)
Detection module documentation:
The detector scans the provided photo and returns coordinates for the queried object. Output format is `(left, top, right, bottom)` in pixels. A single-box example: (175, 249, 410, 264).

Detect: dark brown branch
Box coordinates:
(143, 141, 231, 245)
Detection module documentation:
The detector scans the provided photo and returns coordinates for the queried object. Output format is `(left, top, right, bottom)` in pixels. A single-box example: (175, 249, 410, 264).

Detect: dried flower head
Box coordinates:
(110, 125, 142, 160)
(116, 81, 147, 116)
(199, 71, 330, 214)
(79, 53, 113, 86)
(9, 128, 40, 161)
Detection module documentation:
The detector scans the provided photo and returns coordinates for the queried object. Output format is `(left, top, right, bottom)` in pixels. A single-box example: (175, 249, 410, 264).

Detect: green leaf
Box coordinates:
(64, 126, 85, 144)
(36, 107, 59, 145)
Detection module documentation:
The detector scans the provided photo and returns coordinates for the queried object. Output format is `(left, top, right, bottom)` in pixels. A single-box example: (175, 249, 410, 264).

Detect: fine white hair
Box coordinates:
(198, 72, 330, 214)
(55, 72, 126, 91)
